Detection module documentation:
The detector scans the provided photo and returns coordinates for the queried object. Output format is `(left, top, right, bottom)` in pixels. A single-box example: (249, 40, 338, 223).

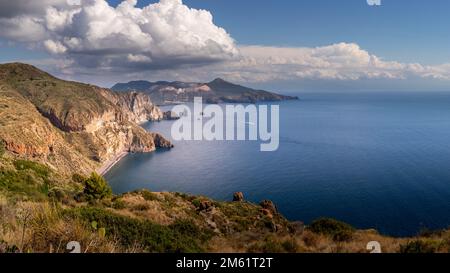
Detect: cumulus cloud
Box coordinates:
(0, 0, 69, 18)
(1, 0, 450, 87)
(0, 0, 238, 70)
(175, 43, 450, 84)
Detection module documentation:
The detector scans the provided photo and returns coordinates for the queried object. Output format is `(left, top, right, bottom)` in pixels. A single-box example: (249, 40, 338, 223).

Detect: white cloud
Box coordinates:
(1, 0, 450, 87)
(0, 0, 69, 18)
(44, 40, 67, 54)
(0, 0, 238, 70)
(194, 43, 450, 83)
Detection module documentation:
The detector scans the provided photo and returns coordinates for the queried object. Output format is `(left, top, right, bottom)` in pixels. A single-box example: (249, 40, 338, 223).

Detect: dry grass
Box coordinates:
(0, 198, 125, 253)
(111, 191, 199, 226)
(2, 189, 450, 253)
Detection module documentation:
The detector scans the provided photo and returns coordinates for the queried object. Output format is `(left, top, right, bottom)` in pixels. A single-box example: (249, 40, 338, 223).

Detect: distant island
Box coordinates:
(112, 78, 298, 105)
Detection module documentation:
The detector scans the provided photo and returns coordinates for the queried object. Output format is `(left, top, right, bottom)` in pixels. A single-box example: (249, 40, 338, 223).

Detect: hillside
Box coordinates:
(112, 78, 298, 105)
(0, 63, 172, 175)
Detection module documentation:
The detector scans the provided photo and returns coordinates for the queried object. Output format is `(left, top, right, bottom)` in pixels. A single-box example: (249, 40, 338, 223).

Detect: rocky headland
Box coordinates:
(112, 78, 299, 105)
(0, 63, 172, 176)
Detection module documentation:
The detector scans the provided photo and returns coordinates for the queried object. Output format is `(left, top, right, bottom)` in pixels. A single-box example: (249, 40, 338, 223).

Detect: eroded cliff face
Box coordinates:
(0, 87, 99, 175)
(67, 90, 167, 162)
(96, 88, 164, 124)
(0, 63, 172, 175)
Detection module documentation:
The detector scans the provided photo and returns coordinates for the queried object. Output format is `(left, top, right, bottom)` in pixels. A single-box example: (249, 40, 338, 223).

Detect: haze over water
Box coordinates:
(106, 92, 450, 237)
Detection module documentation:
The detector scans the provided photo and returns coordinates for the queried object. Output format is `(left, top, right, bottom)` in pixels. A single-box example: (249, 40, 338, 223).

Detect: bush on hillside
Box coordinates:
(0, 141, 5, 157)
(308, 218, 355, 242)
(400, 240, 438, 253)
(83, 173, 112, 201)
(0, 160, 52, 201)
(72, 173, 88, 184)
(64, 207, 211, 252)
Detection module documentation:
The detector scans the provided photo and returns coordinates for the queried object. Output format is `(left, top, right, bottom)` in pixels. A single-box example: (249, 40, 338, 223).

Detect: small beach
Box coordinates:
(97, 151, 129, 176)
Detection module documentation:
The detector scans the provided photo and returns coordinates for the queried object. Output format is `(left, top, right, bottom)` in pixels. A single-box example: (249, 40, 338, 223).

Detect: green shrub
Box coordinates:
(248, 237, 292, 253)
(400, 240, 438, 253)
(174, 192, 191, 201)
(64, 207, 211, 253)
(0, 142, 5, 157)
(308, 218, 355, 242)
(281, 239, 298, 253)
(191, 198, 202, 209)
(48, 187, 67, 202)
(141, 190, 159, 201)
(0, 161, 51, 201)
(72, 173, 88, 184)
(83, 173, 112, 201)
(112, 198, 126, 210)
(13, 160, 50, 179)
(219, 202, 260, 218)
(0, 240, 19, 253)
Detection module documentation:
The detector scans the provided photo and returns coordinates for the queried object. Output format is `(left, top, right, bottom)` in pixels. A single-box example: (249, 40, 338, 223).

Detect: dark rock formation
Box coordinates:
(198, 200, 213, 211)
(233, 192, 244, 202)
(163, 111, 180, 120)
(260, 200, 278, 214)
(151, 133, 174, 149)
(288, 221, 305, 235)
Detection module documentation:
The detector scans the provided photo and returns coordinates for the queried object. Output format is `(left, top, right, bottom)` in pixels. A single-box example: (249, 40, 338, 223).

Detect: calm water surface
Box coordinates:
(106, 92, 450, 236)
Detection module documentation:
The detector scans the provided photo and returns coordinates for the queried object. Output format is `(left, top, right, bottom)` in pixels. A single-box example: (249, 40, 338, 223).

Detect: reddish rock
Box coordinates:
(151, 133, 174, 149)
(260, 200, 278, 214)
(199, 200, 213, 211)
(233, 192, 244, 202)
(260, 208, 273, 219)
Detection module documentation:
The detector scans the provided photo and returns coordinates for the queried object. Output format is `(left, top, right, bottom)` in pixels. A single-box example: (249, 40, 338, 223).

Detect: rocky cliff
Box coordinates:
(0, 63, 171, 175)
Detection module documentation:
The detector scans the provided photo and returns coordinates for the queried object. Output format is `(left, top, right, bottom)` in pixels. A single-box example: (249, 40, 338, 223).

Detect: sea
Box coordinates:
(105, 92, 450, 237)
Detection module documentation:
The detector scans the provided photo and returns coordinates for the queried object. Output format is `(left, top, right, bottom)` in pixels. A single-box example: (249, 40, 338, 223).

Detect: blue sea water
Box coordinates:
(105, 92, 450, 237)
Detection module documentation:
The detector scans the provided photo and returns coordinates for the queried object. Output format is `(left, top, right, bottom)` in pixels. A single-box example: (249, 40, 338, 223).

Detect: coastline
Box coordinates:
(97, 151, 129, 176)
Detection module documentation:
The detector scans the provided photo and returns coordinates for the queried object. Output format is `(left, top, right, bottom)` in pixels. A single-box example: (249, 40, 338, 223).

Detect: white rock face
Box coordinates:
(82, 90, 168, 162)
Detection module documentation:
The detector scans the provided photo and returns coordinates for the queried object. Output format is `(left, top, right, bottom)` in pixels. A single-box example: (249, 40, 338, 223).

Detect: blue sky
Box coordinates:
(105, 0, 450, 65)
(1, 0, 450, 91)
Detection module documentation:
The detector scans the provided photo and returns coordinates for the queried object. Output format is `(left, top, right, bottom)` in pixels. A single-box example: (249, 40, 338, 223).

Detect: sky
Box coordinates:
(1, 0, 450, 92)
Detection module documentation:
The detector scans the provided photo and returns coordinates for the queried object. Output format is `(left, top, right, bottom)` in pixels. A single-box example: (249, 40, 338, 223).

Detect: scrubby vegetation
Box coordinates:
(0, 160, 53, 201)
(65, 207, 210, 253)
(308, 218, 355, 242)
(1, 158, 450, 253)
(81, 173, 112, 201)
(0, 142, 5, 158)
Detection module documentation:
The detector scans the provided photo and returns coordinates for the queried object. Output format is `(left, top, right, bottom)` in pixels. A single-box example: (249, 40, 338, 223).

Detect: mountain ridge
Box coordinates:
(112, 78, 298, 105)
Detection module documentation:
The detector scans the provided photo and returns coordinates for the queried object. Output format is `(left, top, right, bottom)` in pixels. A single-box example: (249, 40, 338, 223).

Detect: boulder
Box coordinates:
(151, 133, 174, 149)
(198, 200, 213, 211)
(233, 192, 244, 202)
(288, 221, 305, 235)
(163, 111, 180, 120)
(260, 208, 273, 219)
(260, 200, 278, 214)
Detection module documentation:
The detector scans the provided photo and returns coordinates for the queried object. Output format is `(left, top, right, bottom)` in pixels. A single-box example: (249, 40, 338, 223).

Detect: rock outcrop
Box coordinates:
(151, 133, 174, 149)
(233, 192, 244, 202)
(260, 200, 278, 214)
(163, 111, 180, 120)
